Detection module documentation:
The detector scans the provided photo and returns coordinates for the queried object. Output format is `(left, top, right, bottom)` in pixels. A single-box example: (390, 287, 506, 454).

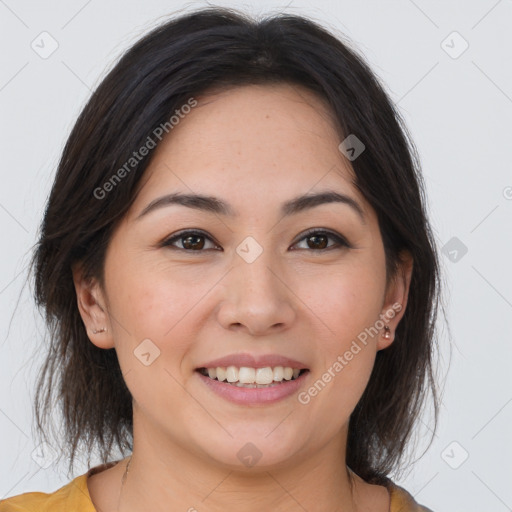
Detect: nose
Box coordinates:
(216, 247, 296, 336)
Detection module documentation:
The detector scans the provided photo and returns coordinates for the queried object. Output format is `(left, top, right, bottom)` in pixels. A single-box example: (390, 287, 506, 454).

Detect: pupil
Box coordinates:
(183, 235, 204, 250)
(308, 234, 327, 249)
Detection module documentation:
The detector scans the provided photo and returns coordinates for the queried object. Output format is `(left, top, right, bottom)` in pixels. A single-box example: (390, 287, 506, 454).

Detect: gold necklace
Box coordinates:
(117, 455, 132, 510)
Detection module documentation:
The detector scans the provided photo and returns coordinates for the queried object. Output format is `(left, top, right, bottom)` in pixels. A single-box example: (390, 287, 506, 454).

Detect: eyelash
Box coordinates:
(160, 228, 351, 253)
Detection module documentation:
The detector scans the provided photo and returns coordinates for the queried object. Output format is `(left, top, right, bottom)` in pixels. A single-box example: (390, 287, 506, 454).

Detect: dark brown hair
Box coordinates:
(30, 6, 442, 483)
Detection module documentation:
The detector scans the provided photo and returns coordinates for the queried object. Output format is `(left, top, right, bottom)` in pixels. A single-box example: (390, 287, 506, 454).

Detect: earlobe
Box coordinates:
(72, 263, 115, 349)
(377, 250, 413, 350)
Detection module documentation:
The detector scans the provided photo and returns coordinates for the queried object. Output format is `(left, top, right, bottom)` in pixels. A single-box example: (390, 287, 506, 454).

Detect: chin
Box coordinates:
(192, 426, 306, 471)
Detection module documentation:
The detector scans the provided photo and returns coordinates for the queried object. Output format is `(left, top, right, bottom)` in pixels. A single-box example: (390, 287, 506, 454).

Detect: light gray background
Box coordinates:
(1, 1, 511, 510)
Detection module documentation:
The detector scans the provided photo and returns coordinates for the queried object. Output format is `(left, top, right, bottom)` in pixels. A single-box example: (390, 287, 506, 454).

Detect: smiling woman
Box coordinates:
(0, 6, 440, 512)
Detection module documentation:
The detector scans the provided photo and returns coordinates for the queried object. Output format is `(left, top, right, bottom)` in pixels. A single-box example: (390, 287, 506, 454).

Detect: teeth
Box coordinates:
(255, 367, 274, 385)
(201, 365, 305, 385)
(226, 366, 238, 383)
(283, 367, 293, 380)
(216, 367, 226, 382)
(273, 366, 284, 381)
(239, 367, 256, 384)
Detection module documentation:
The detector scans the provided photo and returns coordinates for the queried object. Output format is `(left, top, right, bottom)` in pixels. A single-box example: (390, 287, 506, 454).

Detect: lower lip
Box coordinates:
(196, 370, 309, 405)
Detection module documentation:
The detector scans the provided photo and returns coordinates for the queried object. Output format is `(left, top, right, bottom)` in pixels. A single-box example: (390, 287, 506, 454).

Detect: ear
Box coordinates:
(71, 262, 115, 349)
(377, 250, 413, 350)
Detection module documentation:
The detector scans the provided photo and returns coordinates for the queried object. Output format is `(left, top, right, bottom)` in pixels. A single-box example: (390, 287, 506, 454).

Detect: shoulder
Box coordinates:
(386, 479, 435, 512)
(0, 472, 96, 512)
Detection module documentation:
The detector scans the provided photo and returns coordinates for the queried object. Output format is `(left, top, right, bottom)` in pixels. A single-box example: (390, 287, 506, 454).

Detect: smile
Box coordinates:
(197, 366, 308, 387)
(195, 366, 310, 405)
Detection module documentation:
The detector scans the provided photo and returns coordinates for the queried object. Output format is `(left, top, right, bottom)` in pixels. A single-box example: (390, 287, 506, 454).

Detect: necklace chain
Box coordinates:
(117, 455, 132, 511)
(115, 457, 360, 511)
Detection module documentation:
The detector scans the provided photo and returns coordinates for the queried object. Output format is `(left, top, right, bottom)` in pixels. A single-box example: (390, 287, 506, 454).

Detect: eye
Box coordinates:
(161, 228, 351, 253)
(291, 229, 351, 251)
(161, 229, 221, 252)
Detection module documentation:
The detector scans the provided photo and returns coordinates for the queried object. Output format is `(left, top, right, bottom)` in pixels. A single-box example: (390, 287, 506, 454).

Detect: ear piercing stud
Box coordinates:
(93, 327, 107, 334)
(382, 325, 392, 340)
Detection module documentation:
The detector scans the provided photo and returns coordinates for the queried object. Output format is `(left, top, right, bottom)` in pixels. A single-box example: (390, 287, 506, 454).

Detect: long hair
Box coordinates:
(30, 6, 442, 482)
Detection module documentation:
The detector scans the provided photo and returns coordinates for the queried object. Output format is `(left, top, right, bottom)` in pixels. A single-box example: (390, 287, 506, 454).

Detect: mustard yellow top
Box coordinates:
(0, 461, 433, 511)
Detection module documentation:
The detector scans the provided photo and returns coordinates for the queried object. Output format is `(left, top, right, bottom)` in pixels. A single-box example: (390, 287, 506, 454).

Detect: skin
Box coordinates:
(73, 83, 413, 512)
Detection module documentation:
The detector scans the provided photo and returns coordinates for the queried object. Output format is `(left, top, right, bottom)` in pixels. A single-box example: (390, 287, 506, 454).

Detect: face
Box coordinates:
(74, 83, 411, 471)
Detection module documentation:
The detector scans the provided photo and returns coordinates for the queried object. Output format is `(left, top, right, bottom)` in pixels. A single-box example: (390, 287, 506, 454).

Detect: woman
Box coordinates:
(1, 6, 440, 511)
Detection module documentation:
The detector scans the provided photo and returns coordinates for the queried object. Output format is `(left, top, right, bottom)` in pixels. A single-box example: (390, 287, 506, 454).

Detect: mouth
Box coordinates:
(196, 366, 310, 388)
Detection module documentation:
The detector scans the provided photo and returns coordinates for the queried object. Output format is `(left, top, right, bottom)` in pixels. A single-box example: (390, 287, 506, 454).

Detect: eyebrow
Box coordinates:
(135, 190, 366, 223)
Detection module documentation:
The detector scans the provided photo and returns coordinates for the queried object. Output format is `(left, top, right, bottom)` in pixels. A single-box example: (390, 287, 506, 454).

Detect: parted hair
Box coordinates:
(30, 6, 442, 482)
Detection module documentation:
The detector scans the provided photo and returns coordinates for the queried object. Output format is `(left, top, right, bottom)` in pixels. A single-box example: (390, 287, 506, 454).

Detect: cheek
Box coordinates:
(296, 256, 386, 344)
(105, 264, 205, 429)
(107, 252, 187, 331)
(105, 257, 219, 372)
(294, 258, 385, 414)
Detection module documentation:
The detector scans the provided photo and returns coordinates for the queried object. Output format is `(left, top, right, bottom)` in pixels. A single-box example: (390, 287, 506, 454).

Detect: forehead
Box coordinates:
(129, 84, 367, 219)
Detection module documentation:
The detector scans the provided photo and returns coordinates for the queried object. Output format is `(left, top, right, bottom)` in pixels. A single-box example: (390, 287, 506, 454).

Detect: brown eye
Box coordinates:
(305, 233, 328, 250)
(161, 228, 350, 253)
(181, 234, 205, 250)
(162, 230, 220, 251)
(292, 229, 350, 251)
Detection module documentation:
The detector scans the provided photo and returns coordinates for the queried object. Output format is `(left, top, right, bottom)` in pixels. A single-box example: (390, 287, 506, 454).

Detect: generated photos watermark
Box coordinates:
(297, 302, 402, 405)
(93, 97, 198, 200)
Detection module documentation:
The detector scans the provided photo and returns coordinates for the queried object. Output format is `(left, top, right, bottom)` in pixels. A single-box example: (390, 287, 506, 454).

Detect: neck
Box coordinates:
(118, 415, 359, 512)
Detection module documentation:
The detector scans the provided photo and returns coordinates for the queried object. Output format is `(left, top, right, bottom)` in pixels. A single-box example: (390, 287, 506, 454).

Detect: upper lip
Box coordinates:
(196, 353, 309, 370)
